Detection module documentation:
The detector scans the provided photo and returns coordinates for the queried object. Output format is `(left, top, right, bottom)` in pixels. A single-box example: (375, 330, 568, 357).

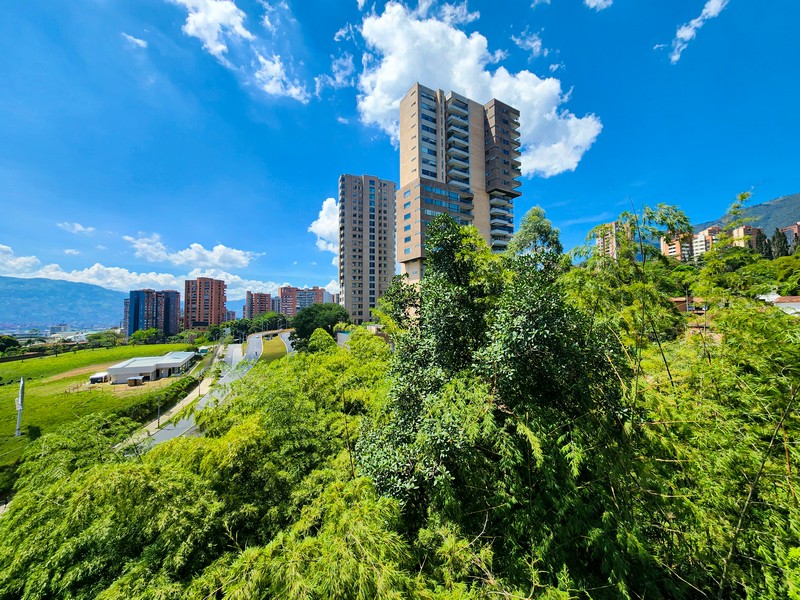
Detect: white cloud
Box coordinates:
(0, 245, 41, 275)
(57, 222, 95, 235)
(357, 2, 602, 178)
(314, 53, 356, 96)
(0, 245, 324, 300)
(357, 0, 367, 9)
(512, 29, 548, 59)
(96, 245, 108, 250)
(123, 233, 261, 269)
(308, 197, 340, 266)
(439, 2, 480, 25)
(121, 32, 148, 48)
(169, 0, 254, 57)
(255, 53, 310, 103)
(549, 62, 564, 72)
(668, 0, 729, 64)
(584, 0, 612, 10)
(64, 249, 80, 255)
(334, 23, 356, 42)
(337, 116, 350, 124)
(531, 0, 550, 6)
(324, 279, 339, 294)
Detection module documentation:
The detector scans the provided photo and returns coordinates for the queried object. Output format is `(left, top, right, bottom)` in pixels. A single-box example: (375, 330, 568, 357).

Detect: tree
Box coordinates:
(506, 205, 563, 257)
(772, 227, 790, 258)
(290, 303, 350, 351)
(754, 228, 771, 258)
(0, 335, 20, 354)
(128, 328, 160, 345)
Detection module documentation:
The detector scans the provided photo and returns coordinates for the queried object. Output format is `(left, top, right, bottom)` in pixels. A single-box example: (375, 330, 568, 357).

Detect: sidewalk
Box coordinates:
(140, 375, 214, 436)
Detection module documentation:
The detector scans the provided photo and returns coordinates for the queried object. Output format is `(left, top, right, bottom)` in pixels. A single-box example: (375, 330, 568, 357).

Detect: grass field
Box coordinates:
(0, 344, 190, 468)
(260, 336, 287, 363)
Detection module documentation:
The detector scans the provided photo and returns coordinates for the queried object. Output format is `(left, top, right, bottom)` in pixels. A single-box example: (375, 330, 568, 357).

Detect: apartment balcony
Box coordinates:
(511, 137, 521, 148)
(446, 154, 469, 168)
(490, 205, 512, 218)
(448, 178, 471, 191)
(489, 194, 513, 208)
(446, 99, 469, 117)
(447, 166, 470, 182)
(491, 238, 510, 250)
(446, 121, 469, 135)
(446, 112, 468, 126)
(447, 143, 469, 158)
(491, 224, 514, 236)
(490, 216, 513, 226)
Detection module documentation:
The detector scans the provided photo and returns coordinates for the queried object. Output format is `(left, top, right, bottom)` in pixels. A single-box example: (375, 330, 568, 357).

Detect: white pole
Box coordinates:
(14, 378, 24, 437)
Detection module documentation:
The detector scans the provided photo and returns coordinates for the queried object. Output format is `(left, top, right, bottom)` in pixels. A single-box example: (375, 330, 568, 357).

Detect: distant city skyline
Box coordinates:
(0, 1, 798, 298)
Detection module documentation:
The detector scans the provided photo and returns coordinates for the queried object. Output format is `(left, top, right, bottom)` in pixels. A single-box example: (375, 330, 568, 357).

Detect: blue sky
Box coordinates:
(0, 0, 798, 302)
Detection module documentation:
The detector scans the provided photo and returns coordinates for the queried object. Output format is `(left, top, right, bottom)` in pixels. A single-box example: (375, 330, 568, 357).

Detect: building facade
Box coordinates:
(780, 222, 800, 246)
(279, 286, 331, 318)
(183, 277, 227, 330)
(126, 289, 181, 338)
(243, 291, 272, 320)
(396, 83, 520, 280)
(338, 174, 397, 324)
(692, 226, 722, 258)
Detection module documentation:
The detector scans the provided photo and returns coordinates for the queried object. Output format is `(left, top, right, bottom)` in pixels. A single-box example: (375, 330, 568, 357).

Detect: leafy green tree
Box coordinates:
(506, 205, 563, 257)
(772, 227, 790, 258)
(290, 303, 350, 352)
(0, 335, 20, 354)
(308, 328, 337, 353)
(127, 328, 161, 345)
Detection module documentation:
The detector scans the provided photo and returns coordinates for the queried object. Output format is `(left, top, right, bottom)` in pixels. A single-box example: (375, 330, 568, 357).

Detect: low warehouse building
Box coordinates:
(107, 351, 195, 384)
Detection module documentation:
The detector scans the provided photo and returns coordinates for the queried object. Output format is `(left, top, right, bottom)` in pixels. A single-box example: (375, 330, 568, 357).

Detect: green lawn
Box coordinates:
(0, 344, 190, 467)
(259, 336, 287, 363)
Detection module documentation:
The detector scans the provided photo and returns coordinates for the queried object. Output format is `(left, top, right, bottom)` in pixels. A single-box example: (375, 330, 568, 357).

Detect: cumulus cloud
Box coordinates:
(123, 233, 261, 269)
(121, 32, 148, 48)
(324, 279, 340, 295)
(584, 0, 612, 9)
(168, 0, 310, 102)
(0, 244, 292, 298)
(314, 53, 356, 96)
(0, 245, 41, 275)
(357, 0, 367, 9)
(64, 249, 80, 255)
(255, 53, 310, 102)
(308, 197, 340, 266)
(531, 0, 550, 6)
(512, 29, 548, 59)
(357, 2, 602, 177)
(169, 0, 253, 57)
(668, 0, 729, 64)
(57, 222, 95, 235)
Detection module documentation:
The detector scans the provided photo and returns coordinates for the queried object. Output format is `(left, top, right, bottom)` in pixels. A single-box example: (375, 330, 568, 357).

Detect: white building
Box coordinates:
(107, 351, 195, 384)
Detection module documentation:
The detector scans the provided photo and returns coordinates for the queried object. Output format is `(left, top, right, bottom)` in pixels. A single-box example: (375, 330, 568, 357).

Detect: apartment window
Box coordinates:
(404, 248, 411, 254)
(404, 236, 411, 243)
(403, 201, 411, 209)
(403, 190, 411, 197)
(404, 213, 411, 220)
(404, 224, 411, 231)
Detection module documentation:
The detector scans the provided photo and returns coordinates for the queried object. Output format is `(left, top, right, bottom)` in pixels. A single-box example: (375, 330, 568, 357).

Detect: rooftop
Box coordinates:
(109, 351, 195, 371)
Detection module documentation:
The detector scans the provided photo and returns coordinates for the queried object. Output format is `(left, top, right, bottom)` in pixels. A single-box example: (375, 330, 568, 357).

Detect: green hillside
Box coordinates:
(0, 276, 127, 330)
(694, 192, 800, 233)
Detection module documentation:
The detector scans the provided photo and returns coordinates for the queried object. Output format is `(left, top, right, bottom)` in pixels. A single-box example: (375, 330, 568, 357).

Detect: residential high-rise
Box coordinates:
(396, 83, 520, 280)
(127, 289, 180, 338)
(338, 174, 397, 324)
(183, 277, 227, 330)
(279, 286, 334, 318)
(243, 291, 272, 320)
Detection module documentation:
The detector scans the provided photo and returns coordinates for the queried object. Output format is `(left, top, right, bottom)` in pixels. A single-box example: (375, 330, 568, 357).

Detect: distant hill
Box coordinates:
(694, 193, 800, 234)
(0, 276, 126, 331)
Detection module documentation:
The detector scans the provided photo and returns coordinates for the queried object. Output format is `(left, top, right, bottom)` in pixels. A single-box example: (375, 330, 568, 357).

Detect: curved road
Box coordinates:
(146, 330, 280, 445)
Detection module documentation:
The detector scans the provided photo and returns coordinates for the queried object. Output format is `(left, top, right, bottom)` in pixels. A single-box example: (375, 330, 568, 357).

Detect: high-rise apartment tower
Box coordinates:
(243, 291, 272, 320)
(396, 83, 520, 280)
(126, 289, 181, 338)
(183, 277, 227, 330)
(338, 174, 397, 324)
